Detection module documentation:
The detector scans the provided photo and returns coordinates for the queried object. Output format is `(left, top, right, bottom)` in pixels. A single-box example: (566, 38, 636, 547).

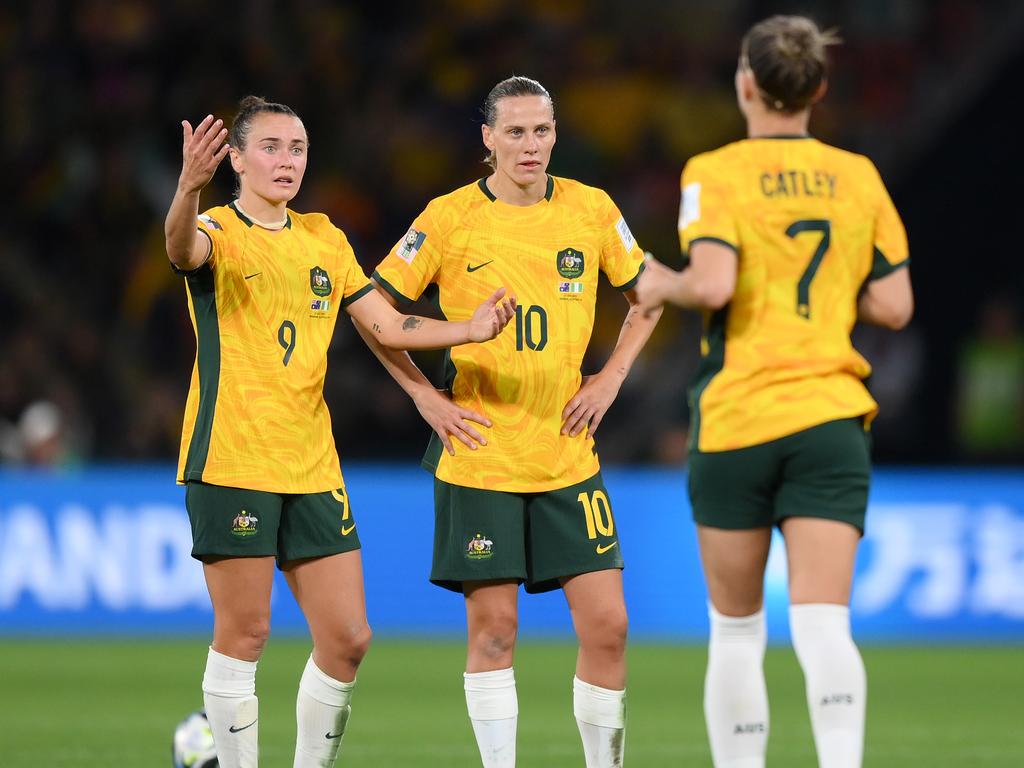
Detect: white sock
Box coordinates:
(573, 675, 626, 767)
(790, 604, 866, 768)
(293, 656, 356, 768)
(202, 647, 259, 768)
(704, 606, 768, 768)
(464, 667, 518, 767)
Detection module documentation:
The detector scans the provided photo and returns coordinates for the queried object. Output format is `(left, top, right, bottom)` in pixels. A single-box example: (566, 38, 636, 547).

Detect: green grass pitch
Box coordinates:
(1, 639, 1021, 766)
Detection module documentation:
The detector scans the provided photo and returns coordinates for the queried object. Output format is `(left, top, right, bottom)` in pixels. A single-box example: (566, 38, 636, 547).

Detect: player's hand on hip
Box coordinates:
(179, 115, 229, 193)
(561, 372, 622, 438)
(468, 287, 517, 342)
(412, 388, 492, 456)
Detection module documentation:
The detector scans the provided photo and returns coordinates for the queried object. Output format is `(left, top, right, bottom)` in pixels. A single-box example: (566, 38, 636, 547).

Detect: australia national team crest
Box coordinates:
(556, 248, 585, 279)
(310, 266, 332, 297)
(466, 533, 494, 560)
(231, 510, 259, 537)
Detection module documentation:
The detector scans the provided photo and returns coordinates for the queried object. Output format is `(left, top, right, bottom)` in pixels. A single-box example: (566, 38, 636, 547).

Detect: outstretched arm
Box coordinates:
(561, 285, 663, 437)
(634, 242, 738, 315)
(350, 283, 502, 454)
(347, 287, 515, 351)
(165, 115, 230, 271)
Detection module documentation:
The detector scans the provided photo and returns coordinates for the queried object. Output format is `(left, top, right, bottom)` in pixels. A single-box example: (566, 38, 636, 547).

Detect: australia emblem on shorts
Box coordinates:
(231, 510, 259, 537)
(310, 266, 332, 297)
(466, 533, 494, 560)
(556, 247, 585, 279)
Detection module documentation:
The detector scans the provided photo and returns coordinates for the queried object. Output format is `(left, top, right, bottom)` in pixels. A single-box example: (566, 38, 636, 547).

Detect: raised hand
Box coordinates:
(468, 287, 518, 342)
(179, 115, 230, 193)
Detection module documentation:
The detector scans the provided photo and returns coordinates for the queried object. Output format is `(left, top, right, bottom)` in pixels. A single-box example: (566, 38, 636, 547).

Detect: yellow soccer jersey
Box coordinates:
(679, 136, 909, 452)
(176, 201, 372, 493)
(374, 175, 645, 492)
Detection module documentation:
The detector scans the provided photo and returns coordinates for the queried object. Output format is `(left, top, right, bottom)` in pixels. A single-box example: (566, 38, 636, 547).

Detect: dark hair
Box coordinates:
(740, 16, 841, 113)
(481, 76, 553, 168)
(228, 95, 301, 152)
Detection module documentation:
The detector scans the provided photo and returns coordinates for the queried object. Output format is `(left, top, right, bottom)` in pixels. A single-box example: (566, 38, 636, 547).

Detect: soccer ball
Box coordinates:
(172, 710, 218, 768)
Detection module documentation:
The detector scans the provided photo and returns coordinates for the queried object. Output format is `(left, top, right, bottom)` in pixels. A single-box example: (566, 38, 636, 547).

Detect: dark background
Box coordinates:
(2, 0, 1021, 467)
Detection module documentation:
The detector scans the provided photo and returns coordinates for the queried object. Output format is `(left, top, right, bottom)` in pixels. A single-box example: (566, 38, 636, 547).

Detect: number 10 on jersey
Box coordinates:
(514, 304, 548, 351)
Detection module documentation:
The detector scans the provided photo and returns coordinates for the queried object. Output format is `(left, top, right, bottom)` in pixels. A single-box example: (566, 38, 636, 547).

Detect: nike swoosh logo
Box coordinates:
(244, 272, 262, 280)
(229, 719, 258, 733)
(596, 541, 618, 554)
(341, 524, 356, 536)
(326, 731, 344, 740)
(466, 260, 493, 273)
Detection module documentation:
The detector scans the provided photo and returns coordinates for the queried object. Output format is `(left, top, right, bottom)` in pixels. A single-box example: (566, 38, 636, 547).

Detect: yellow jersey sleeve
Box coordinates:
(372, 204, 444, 303)
(865, 158, 910, 280)
(183, 209, 234, 272)
(597, 192, 646, 290)
(334, 227, 373, 307)
(678, 155, 739, 254)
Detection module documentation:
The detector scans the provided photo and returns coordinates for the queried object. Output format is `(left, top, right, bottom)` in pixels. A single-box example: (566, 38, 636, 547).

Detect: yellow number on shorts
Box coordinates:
(577, 490, 614, 540)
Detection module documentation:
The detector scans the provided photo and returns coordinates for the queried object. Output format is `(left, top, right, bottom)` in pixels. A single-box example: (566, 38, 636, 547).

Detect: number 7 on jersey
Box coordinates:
(786, 219, 831, 319)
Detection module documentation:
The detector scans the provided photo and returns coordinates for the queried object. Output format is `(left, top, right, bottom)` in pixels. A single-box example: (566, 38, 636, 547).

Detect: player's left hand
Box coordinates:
(468, 287, 517, 342)
(634, 253, 676, 317)
(561, 372, 623, 438)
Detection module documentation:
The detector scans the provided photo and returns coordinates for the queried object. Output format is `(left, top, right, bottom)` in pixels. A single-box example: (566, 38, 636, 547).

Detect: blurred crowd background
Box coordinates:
(2, 0, 1022, 468)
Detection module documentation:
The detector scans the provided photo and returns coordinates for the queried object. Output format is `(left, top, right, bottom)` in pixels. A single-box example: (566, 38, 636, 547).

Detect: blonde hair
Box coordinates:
(740, 16, 841, 113)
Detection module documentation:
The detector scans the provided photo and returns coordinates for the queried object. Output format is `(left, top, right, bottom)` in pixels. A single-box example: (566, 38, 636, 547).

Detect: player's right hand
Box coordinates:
(412, 387, 492, 455)
(179, 115, 229, 193)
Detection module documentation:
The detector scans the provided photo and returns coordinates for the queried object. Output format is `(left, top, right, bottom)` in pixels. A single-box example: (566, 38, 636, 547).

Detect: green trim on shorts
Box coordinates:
(185, 482, 361, 568)
(688, 417, 871, 533)
(430, 471, 623, 594)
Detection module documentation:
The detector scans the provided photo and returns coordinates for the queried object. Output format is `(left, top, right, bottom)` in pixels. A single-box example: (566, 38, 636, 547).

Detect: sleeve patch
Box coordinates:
(396, 227, 426, 264)
(678, 182, 700, 230)
(197, 214, 222, 230)
(615, 217, 636, 253)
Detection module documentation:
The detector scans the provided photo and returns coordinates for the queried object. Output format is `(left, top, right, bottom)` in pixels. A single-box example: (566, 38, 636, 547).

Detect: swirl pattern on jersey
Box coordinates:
(376, 177, 644, 492)
(178, 203, 371, 493)
(681, 138, 909, 452)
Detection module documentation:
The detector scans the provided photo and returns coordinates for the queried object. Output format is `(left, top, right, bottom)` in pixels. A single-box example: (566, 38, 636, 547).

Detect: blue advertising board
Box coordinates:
(1, 466, 1022, 642)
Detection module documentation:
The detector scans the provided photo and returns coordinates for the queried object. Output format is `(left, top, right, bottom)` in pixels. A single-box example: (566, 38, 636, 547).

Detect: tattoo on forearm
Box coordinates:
(402, 316, 424, 332)
(623, 319, 633, 329)
(373, 323, 382, 334)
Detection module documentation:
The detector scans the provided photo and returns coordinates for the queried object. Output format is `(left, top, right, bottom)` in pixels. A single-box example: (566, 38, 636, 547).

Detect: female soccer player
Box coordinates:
(359, 76, 661, 768)
(636, 16, 913, 768)
(164, 95, 515, 768)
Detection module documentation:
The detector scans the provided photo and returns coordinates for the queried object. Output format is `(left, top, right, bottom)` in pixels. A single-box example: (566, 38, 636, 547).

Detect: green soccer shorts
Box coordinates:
(688, 417, 872, 533)
(431, 471, 624, 594)
(185, 481, 361, 566)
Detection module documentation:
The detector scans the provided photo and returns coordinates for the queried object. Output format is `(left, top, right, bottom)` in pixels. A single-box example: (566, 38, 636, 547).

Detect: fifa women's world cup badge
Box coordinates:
(231, 510, 259, 537)
(466, 533, 494, 560)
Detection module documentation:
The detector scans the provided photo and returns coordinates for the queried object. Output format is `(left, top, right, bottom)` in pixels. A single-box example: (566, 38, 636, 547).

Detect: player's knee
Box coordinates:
(472, 610, 518, 660)
(345, 622, 373, 666)
(580, 604, 628, 658)
(223, 615, 271, 659)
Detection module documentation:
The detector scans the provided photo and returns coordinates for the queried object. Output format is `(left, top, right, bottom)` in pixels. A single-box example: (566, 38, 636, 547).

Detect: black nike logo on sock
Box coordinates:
(229, 719, 258, 733)
(325, 731, 344, 739)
